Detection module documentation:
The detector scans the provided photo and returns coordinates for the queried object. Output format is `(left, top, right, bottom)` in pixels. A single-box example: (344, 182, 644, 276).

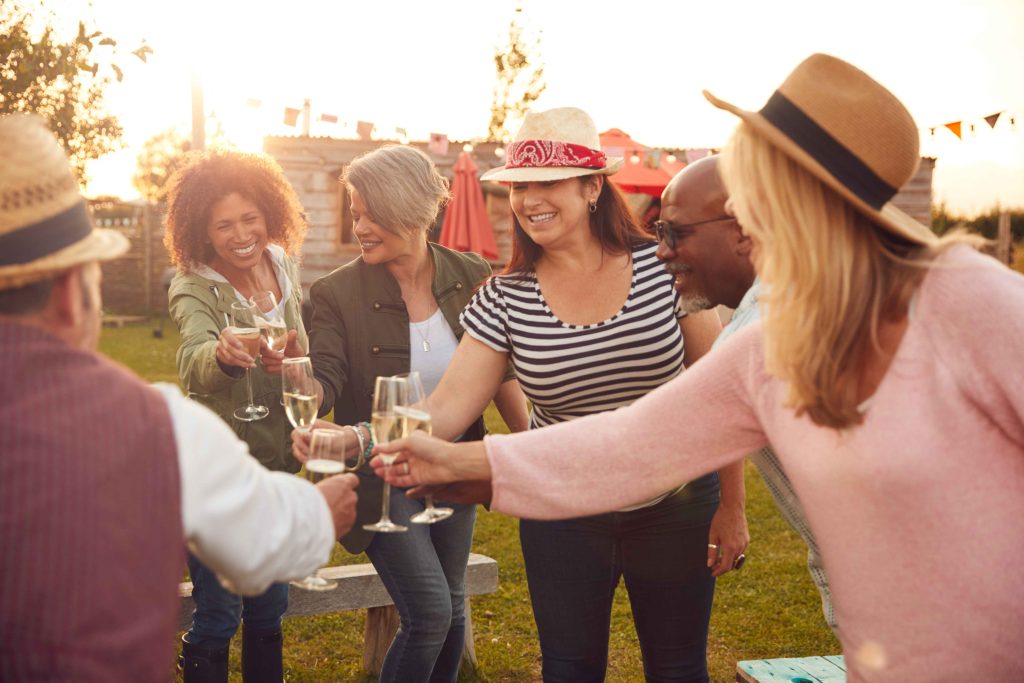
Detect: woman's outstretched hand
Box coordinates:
(370, 433, 492, 489)
(216, 326, 256, 369)
(259, 330, 303, 375)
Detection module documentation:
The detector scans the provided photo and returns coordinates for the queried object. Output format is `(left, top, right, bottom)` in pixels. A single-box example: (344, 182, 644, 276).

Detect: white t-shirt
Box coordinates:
(154, 383, 335, 595)
(409, 308, 459, 396)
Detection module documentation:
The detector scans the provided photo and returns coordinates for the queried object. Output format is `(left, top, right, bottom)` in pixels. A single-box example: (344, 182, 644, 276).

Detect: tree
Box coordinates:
(488, 7, 546, 142)
(0, 0, 150, 182)
(132, 128, 192, 204)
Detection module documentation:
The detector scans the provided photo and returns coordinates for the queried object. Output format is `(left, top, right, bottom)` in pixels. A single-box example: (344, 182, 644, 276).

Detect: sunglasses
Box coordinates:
(651, 215, 734, 250)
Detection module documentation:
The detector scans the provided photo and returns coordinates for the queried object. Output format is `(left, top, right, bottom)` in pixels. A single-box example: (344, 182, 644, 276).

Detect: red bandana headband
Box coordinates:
(504, 139, 607, 170)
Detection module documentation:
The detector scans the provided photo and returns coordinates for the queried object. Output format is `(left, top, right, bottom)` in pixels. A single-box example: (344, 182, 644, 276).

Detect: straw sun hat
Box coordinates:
(704, 53, 936, 245)
(481, 107, 623, 183)
(0, 114, 129, 290)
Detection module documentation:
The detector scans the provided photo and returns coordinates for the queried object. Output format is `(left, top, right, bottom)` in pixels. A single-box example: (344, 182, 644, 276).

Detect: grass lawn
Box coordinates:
(100, 320, 839, 682)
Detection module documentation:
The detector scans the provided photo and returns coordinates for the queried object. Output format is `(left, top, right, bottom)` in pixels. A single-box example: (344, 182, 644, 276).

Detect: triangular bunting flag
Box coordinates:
(283, 107, 301, 127)
(984, 112, 1002, 128)
(356, 121, 374, 140)
(428, 132, 449, 156)
(944, 121, 962, 139)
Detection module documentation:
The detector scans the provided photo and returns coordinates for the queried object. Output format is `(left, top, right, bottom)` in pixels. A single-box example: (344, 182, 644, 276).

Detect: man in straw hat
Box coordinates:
(372, 54, 1024, 681)
(0, 114, 359, 682)
(654, 154, 835, 630)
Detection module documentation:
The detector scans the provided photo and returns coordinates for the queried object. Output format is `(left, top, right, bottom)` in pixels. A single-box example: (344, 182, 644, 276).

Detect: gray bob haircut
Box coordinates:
(341, 145, 451, 236)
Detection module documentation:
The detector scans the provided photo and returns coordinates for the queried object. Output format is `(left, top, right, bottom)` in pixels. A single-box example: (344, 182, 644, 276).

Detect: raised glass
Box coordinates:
(397, 371, 453, 524)
(362, 375, 409, 533)
(229, 300, 269, 422)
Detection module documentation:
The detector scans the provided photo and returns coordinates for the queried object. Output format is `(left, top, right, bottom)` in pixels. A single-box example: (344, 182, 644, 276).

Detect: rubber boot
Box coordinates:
(179, 634, 229, 683)
(241, 625, 284, 683)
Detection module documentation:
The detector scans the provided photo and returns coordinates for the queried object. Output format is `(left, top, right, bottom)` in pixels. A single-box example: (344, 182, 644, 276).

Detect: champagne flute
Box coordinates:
(229, 300, 269, 422)
(250, 290, 288, 352)
(290, 429, 358, 592)
(282, 357, 317, 433)
(282, 357, 333, 590)
(398, 371, 453, 524)
(362, 375, 409, 533)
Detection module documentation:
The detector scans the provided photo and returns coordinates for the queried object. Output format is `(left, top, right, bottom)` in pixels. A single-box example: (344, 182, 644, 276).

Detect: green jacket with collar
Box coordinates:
(167, 253, 307, 474)
(309, 242, 493, 553)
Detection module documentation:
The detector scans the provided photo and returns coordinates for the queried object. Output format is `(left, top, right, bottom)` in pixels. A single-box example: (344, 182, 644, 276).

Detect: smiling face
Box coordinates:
(509, 176, 601, 249)
(350, 187, 420, 265)
(656, 157, 756, 311)
(205, 192, 268, 276)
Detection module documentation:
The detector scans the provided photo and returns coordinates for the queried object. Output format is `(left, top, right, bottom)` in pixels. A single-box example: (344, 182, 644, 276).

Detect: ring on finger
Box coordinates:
(403, 462, 410, 475)
(733, 553, 747, 570)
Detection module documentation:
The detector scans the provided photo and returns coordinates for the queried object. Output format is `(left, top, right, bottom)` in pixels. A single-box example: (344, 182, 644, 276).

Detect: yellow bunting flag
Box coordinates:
(283, 107, 301, 127)
(944, 121, 962, 139)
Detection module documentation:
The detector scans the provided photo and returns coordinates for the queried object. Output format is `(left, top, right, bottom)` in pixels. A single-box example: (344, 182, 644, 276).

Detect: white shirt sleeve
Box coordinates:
(153, 383, 335, 596)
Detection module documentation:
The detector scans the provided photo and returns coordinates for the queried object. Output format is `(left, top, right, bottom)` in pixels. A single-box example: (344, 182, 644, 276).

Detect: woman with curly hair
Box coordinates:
(163, 149, 307, 683)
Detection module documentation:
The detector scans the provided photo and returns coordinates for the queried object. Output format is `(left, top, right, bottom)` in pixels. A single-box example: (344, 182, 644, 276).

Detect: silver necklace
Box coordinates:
(413, 311, 433, 352)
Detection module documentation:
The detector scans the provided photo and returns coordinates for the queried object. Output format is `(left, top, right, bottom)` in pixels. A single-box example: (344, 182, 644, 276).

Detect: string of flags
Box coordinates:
(928, 110, 1018, 140)
(240, 95, 1021, 153)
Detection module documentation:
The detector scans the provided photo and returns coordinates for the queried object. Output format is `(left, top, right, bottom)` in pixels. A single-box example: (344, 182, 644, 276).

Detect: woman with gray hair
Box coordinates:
(278, 144, 526, 682)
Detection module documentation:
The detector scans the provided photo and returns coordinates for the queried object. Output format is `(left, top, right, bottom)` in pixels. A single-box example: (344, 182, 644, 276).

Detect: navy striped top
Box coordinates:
(461, 241, 685, 429)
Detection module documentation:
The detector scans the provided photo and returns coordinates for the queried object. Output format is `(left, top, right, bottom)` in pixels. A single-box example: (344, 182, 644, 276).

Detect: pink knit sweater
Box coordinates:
(485, 246, 1024, 682)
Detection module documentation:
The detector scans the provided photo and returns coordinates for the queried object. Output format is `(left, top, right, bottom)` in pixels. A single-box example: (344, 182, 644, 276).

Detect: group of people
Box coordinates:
(1, 51, 1021, 683)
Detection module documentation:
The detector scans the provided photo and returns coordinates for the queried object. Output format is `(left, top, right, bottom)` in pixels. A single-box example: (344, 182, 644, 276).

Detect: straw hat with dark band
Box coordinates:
(704, 53, 936, 245)
(481, 107, 623, 183)
(0, 114, 129, 290)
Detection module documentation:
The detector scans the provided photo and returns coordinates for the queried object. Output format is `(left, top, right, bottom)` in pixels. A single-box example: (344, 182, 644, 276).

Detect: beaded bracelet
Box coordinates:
(357, 421, 374, 463)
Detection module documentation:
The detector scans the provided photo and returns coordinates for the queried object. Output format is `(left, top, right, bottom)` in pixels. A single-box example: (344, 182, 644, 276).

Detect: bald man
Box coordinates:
(654, 155, 836, 630)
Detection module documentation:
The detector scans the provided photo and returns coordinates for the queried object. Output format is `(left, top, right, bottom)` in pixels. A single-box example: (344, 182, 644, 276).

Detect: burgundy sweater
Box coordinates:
(1, 322, 183, 682)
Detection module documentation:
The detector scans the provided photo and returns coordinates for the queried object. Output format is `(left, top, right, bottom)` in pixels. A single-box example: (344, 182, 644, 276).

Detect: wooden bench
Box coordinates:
(737, 655, 845, 682)
(178, 552, 498, 676)
(101, 314, 147, 328)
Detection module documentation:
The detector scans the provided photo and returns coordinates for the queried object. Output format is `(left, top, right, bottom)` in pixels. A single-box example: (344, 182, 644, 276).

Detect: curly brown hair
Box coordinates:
(163, 149, 306, 270)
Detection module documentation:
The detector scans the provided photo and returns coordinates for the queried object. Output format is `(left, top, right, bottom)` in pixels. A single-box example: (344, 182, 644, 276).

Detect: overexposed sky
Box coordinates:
(51, 0, 1024, 215)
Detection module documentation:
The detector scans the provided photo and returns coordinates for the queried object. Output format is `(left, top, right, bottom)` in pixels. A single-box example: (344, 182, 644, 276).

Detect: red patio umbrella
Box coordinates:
(438, 152, 499, 261)
(599, 129, 686, 197)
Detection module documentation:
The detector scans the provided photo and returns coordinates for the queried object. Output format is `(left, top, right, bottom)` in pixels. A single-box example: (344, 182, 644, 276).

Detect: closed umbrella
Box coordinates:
(438, 152, 499, 261)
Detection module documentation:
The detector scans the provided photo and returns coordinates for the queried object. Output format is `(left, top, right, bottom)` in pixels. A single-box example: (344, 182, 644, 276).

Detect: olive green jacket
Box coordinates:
(168, 254, 307, 474)
(310, 243, 494, 553)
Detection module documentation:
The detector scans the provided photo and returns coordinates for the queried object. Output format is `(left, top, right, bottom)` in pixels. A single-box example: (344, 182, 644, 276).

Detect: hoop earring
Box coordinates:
(588, 199, 597, 214)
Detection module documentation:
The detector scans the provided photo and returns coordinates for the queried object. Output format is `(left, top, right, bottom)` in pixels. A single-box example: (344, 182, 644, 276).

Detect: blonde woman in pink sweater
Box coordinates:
(373, 54, 1024, 682)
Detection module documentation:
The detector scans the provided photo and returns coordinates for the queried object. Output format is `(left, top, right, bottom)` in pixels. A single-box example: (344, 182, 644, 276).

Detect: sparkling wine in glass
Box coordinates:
(397, 371, 453, 524)
(230, 300, 269, 422)
(290, 428, 358, 592)
(282, 357, 317, 432)
(363, 376, 408, 533)
(250, 290, 288, 352)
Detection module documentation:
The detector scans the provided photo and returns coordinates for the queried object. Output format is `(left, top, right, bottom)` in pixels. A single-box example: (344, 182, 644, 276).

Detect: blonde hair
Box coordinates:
(341, 145, 450, 236)
(720, 123, 975, 429)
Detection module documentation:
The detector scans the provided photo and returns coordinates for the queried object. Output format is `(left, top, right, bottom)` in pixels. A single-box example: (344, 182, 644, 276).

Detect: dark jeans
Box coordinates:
(365, 489, 476, 683)
(519, 474, 720, 683)
(185, 553, 288, 648)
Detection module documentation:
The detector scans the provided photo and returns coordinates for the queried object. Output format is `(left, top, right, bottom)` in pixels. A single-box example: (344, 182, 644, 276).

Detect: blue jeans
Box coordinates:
(519, 475, 720, 683)
(185, 553, 288, 648)
(365, 489, 476, 683)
